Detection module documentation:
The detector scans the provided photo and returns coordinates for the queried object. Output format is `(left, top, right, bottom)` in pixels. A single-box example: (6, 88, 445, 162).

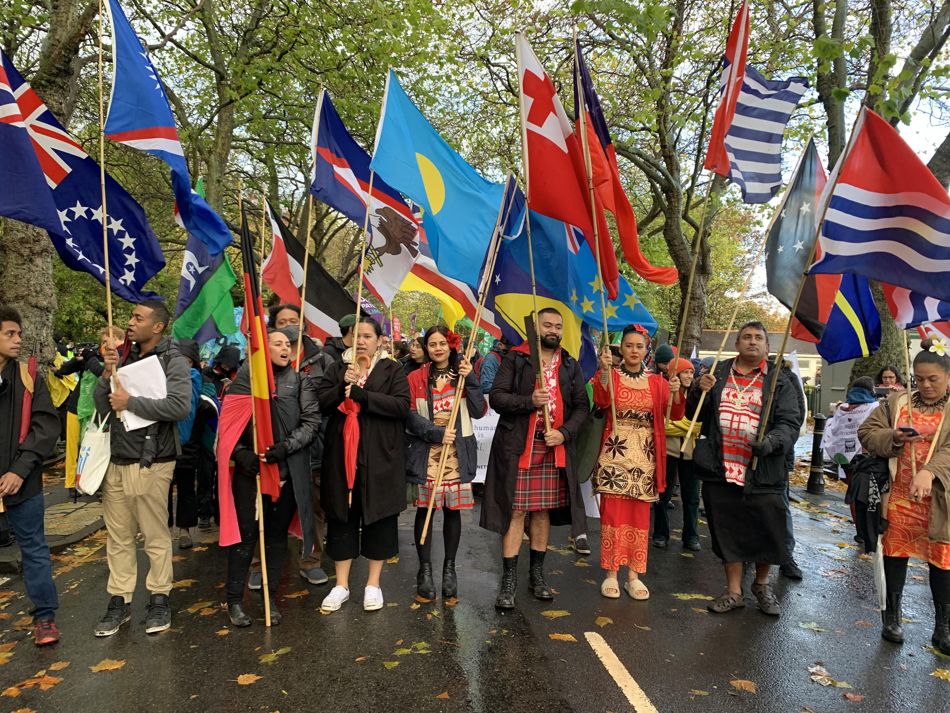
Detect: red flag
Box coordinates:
(704, 0, 750, 176)
(516, 33, 619, 300)
(239, 205, 280, 499)
(574, 40, 678, 286)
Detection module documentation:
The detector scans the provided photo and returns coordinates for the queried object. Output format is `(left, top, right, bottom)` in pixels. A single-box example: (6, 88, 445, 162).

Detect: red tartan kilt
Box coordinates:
(513, 435, 567, 511)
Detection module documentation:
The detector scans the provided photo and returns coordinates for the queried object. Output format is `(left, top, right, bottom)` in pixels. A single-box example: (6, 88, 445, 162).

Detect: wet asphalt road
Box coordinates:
(1, 489, 949, 713)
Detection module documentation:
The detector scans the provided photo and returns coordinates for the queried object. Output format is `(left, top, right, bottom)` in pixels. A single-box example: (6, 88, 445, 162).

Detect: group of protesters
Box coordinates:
(1, 298, 948, 658)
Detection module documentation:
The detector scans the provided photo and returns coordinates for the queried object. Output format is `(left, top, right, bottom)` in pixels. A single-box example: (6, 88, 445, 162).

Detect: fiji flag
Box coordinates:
(0, 50, 164, 303)
(104, 0, 231, 255)
(810, 108, 950, 301)
(816, 274, 881, 363)
(371, 70, 507, 288)
(309, 88, 419, 306)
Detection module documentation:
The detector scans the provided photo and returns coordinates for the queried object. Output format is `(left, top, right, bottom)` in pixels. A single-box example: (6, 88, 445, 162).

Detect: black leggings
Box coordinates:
(414, 507, 462, 563)
(883, 555, 950, 604)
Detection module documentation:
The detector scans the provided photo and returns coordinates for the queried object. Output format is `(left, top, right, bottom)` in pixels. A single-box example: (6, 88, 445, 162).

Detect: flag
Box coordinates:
(918, 322, 950, 342)
(765, 139, 836, 341)
(704, 0, 750, 176)
(883, 283, 950, 328)
(370, 70, 507, 287)
(172, 179, 237, 342)
(0, 50, 164, 303)
(516, 33, 619, 300)
(309, 89, 419, 305)
(574, 40, 677, 285)
(816, 273, 882, 363)
(810, 108, 950, 301)
(103, 0, 231, 255)
(261, 201, 356, 341)
(238, 205, 280, 499)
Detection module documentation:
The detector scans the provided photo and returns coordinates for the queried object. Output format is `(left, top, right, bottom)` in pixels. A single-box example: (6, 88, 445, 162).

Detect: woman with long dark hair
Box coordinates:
(405, 326, 486, 601)
(401, 336, 427, 376)
(860, 338, 950, 654)
(317, 317, 410, 613)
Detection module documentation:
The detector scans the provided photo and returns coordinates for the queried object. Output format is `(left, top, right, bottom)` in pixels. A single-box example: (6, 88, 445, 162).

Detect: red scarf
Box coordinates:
(513, 343, 566, 469)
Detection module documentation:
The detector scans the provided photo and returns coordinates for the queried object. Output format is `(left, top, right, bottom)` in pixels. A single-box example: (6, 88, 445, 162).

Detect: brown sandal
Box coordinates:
(707, 591, 745, 613)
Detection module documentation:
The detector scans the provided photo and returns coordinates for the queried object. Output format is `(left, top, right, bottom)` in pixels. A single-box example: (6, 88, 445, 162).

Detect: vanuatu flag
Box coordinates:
(238, 204, 280, 499)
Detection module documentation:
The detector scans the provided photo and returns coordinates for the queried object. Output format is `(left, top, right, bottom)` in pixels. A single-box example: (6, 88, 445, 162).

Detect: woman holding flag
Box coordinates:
(405, 326, 486, 602)
(317, 316, 410, 613)
(593, 325, 683, 600)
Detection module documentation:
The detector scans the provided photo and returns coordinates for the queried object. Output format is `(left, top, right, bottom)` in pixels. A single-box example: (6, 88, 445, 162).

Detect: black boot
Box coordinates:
(495, 556, 518, 610)
(881, 591, 904, 644)
(416, 562, 436, 601)
(264, 594, 282, 626)
(228, 602, 251, 627)
(933, 602, 950, 655)
(528, 549, 553, 601)
(442, 559, 458, 600)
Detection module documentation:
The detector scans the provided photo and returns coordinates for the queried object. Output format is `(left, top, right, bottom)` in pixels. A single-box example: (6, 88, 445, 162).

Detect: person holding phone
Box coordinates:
(859, 338, 950, 655)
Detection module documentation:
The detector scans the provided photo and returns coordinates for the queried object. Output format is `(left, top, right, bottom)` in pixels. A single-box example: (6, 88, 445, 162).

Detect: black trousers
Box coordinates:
(653, 456, 700, 542)
(325, 480, 398, 562)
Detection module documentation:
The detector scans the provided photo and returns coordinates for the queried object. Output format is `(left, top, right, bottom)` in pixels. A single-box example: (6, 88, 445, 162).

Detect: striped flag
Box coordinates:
(882, 283, 950, 328)
(918, 322, 950, 342)
(705, 1, 807, 203)
(238, 205, 280, 499)
(810, 108, 950, 301)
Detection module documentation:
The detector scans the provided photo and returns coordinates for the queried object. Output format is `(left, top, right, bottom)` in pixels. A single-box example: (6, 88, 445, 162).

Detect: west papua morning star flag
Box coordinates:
(574, 40, 677, 286)
(261, 200, 356, 341)
(103, 0, 231, 255)
(516, 33, 618, 300)
(810, 108, 950, 302)
(0, 50, 164, 303)
(309, 88, 419, 305)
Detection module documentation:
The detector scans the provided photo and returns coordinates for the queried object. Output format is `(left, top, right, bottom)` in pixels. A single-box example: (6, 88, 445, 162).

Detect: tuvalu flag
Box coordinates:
(238, 204, 280, 499)
(261, 200, 356, 341)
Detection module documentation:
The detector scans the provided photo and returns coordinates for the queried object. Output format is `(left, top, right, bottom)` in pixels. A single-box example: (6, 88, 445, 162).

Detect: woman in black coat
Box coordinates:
(316, 317, 410, 613)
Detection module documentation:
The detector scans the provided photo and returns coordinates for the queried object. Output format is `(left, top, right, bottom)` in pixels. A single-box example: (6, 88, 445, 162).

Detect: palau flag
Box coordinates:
(370, 70, 507, 288)
(816, 273, 881, 363)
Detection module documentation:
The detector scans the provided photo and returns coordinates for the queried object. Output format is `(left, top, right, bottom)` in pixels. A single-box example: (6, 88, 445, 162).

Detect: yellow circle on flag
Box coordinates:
(415, 153, 445, 215)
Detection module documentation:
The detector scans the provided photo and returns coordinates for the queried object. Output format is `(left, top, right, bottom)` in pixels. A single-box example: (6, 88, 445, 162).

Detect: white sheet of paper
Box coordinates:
(114, 355, 167, 432)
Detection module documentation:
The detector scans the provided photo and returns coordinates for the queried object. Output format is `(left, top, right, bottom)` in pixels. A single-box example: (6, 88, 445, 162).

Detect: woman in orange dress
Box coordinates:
(593, 325, 684, 600)
(859, 338, 950, 655)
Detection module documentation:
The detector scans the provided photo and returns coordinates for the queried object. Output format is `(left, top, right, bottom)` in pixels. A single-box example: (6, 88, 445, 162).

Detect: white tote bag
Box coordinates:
(76, 417, 111, 495)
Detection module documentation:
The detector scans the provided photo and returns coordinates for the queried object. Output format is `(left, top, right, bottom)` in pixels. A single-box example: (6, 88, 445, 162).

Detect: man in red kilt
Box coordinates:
(479, 308, 590, 609)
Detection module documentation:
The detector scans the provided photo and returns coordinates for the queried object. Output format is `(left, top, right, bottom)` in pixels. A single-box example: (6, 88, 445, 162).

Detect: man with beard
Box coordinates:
(481, 308, 590, 609)
(688, 321, 804, 617)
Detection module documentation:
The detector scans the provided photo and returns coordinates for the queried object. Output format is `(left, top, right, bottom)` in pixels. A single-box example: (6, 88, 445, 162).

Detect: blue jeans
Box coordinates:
(6, 493, 58, 621)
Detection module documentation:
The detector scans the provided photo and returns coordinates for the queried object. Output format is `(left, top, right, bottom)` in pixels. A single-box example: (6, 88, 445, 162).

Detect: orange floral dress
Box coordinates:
(882, 404, 950, 569)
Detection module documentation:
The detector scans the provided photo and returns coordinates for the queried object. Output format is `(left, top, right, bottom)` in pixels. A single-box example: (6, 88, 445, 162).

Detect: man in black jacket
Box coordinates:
(688, 322, 804, 617)
(0, 306, 61, 646)
(93, 300, 191, 637)
(481, 308, 590, 610)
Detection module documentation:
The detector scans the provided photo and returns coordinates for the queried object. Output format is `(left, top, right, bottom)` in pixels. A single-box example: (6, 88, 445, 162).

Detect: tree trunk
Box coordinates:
(929, 131, 950, 187)
(849, 281, 906, 382)
(814, 0, 849, 166)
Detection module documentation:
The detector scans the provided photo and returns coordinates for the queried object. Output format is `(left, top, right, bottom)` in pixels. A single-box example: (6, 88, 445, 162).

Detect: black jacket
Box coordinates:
(479, 348, 590, 535)
(322, 337, 348, 364)
(0, 360, 60, 507)
(686, 358, 804, 494)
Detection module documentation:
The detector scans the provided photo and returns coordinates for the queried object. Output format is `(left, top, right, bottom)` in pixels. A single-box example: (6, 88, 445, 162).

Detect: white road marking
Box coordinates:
(585, 631, 660, 713)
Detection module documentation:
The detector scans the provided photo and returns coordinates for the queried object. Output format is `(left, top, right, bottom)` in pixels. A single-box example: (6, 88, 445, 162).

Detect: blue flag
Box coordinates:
(104, 0, 231, 255)
(370, 70, 506, 288)
(816, 274, 882, 363)
(0, 50, 164, 302)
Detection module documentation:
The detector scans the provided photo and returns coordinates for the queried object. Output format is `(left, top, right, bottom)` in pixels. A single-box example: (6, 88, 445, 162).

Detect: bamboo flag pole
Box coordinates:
(97, 0, 114, 339)
(258, 193, 267, 294)
(902, 329, 917, 481)
(515, 35, 551, 432)
(238, 184, 271, 627)
(419, 173, 515, 546)
(683, 138, 814, 441)
(573, 28, 618, 429)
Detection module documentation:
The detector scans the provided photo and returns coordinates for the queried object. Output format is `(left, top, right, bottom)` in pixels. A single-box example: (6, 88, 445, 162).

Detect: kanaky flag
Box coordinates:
(516, 33, 618, 300)
(239, 205, 280, 499)
(704, 0, 749, 176)
(574, 41, 677, 286)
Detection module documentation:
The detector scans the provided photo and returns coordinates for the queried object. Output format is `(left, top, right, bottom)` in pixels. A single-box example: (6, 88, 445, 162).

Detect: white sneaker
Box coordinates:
(320, 585, 350, 612)
(363, 585, 384, 611)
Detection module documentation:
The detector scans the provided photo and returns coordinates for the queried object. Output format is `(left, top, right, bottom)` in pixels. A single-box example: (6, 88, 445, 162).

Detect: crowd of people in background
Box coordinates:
(1, 300, 949, 659)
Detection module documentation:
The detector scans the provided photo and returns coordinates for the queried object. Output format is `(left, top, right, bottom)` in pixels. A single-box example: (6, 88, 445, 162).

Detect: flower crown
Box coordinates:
(929, 337, 947, 357)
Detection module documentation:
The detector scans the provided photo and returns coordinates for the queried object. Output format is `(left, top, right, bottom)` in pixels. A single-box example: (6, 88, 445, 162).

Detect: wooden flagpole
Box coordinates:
(419, 173, 514, 546)
(258, 193, 267, 294)
(573, 28, 618, 429)
(97, 0, 114, 340)
(902, 329, 917, 481)
(238, 184, 271, 627)
(683, 138, 814, 441)
(515, 34, 551, 432)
